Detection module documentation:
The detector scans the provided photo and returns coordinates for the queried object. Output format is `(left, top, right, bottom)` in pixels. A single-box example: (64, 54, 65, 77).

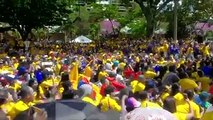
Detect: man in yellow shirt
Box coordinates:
(184, 90, 201, 120)
(178, 72, 199, 91)
(197, 70, 211, 91)
(138, 91, 161, 108)
(7, 86, 35, 119)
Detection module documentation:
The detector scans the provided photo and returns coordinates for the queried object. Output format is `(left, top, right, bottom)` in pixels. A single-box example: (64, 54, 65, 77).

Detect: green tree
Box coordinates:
(0, 0, 71, 41)
(162, 0, 213, 38)
(121, 0, 173, 37)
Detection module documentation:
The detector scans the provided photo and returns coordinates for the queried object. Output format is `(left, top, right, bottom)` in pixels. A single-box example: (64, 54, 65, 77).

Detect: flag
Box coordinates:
(69, 62, 79, 90)
(84, 66, 93, 79)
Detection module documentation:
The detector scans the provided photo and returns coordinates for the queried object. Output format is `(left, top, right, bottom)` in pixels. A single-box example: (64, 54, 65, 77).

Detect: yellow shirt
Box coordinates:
(98, 71, 108, 81)
(14, 63, 19, 69)
(8, 82, 21, 92)
(163, 44, 169, 52)
(55, 63, 61, 75)
(144, 70, 157, 79)
(202, 111, 213, 120)
(196, 77, 211, 91)
(203, 46, 210, 56)
(174, 93, 190, 114)
(82, 96, 100, 107)
(190, 101, 201, 119)
(0, 102, 15, 114)
(7, 100, 33, 119)
(141, 100, 161, 108)
(130, 80, 145, 93)
(173, 112, 187, 120)
(160, 92, 170, 101)
(100, 95, 121, 112)
(179, 78, 198, 91)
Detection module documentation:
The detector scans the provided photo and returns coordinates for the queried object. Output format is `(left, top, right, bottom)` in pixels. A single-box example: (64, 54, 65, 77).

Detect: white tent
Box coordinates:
(71, 35, 92, 44)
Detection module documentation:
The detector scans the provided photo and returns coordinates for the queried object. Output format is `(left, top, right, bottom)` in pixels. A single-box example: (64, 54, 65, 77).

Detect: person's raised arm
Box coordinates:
(185, 98, 194, 120)
(120, 95, 128, 120)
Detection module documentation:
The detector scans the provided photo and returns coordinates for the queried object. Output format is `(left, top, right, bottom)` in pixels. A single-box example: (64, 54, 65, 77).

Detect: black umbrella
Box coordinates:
(37, 100, 97, 120)
(15, 99, 120, 120)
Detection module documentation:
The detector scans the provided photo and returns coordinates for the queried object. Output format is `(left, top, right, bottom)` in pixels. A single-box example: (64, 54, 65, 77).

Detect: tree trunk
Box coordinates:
(16, 25, 31, 41)
(137, 2, 156, 38)
(146, 16, 155, 37)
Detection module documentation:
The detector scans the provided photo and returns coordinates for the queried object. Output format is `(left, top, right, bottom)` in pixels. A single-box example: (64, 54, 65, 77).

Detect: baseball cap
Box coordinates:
(199, 91, 210, 100)
(125, 97, 141, 108)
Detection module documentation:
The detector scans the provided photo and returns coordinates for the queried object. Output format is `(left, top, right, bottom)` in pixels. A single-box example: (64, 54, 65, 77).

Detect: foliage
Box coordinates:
(0, 0, 72, 40)
(121, 18, 147, 38)
(31, 28, 49, 41)
(131, 0, 173, 37)
(162, 0, 213, 38)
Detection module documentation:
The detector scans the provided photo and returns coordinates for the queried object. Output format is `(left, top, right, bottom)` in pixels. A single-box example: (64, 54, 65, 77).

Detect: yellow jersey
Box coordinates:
(100, 95, 121, 112)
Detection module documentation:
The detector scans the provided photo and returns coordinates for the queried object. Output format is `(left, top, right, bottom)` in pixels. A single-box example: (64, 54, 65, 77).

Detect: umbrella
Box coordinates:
(100, 19, 120, 35)
(71, 35, 92, 44)
(124, 108, 177, 120)
(86, 110, 120, 120)
(154, 29, 166, 34)
(15, 100, 120, 120)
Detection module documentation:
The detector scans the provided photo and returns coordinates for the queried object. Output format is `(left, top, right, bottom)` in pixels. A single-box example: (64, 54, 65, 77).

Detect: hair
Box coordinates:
(184, 89, 194, 100)
(28, 79, 35, 87)
(62, 90, 75, 100)
(169, 65, 176, 72)
(163, 97, 177, 113)
(104, 85, 115, 96)
(62, 81, 72, 91)
(61, 72, 70, 82)
(0, 98, 6, 106)
(119, 88, 129, 99)
(138, 91, 148, 101)
(116, 68, 122, 74)
(197, 70, 204, 77)
(170, 83, 180, 96)
(178, 72, 188, 79)
(19, 86, 32, 99)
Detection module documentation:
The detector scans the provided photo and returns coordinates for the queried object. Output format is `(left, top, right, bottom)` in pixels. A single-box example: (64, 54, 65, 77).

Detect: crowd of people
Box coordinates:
(0, 37, 213, 120)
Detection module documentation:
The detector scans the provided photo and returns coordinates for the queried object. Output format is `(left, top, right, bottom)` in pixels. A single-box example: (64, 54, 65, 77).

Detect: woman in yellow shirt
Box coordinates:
(100, 86, 121, 112)
(79, 84, 100, 107)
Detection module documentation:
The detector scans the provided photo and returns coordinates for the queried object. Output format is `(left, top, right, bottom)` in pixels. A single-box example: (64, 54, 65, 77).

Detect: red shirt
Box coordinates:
(107, 77, 125, 92)
(100, 83, 108, 96)
(123, 67, 134, 79)
(209, 85, 213, 95)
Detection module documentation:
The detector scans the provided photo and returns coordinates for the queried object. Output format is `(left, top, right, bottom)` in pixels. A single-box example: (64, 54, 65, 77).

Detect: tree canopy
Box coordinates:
(0, 0, 71, 40)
